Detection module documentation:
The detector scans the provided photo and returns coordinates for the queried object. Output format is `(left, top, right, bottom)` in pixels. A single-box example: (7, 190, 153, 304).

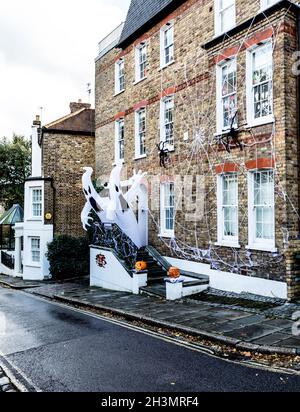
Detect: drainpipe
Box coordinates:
(50, 178, 56, 237)
(298, 10, 300, 237)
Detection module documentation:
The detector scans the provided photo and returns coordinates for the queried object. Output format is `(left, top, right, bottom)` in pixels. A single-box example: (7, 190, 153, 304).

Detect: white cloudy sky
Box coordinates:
(0, 0, 130, 139)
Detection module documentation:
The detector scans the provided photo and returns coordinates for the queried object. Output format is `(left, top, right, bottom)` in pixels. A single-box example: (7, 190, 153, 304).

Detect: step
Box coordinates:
(147, 276, 166, 284)
(148, 268, 167, 276)
(182, 279, 210, 288)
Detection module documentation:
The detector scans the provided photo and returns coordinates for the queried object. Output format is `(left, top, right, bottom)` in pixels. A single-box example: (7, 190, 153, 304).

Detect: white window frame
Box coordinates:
(216, 58, 237, 134)
(215, 0, 236, 36)
(160, 182, 175, 238)
(247, 169, 276, 252)
(135, 42, 148, 83)
(160, 95, 175, 151)
(30, 187, 43, 220)
(160, 22, 174, 69)
(246, 41, 274, 127)
(115, 119, 125, 163)
(115, 58, 125, 95)
(217, 174, 239, 247)
(135, 108, 147, 159)
(260, 0, 279, 11)
(30, 237, 41, 264)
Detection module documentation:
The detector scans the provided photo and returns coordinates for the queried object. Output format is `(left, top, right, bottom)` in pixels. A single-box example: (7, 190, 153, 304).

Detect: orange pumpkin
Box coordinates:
(168, 267, 181, 279)
(135, 261, 147, 272)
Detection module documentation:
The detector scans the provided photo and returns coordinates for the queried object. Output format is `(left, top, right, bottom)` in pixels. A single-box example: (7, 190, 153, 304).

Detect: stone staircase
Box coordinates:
(136, 246, 209, 298)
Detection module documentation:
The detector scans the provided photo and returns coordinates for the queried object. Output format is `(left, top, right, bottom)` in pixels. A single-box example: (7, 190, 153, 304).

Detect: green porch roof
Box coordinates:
(0, 204, 24, 225)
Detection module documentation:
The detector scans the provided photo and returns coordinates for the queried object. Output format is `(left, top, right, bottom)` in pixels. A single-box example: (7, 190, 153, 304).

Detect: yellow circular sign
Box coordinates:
(45, 213, 52, 221)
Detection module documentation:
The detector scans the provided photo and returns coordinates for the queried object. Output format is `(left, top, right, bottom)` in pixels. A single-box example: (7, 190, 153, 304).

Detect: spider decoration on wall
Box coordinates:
(157, 141, 170, 168)
(218, 111, 244, 154)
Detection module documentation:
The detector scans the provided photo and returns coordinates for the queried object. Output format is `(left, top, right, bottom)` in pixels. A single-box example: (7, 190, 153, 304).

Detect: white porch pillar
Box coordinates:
(14, 236, 22, 277)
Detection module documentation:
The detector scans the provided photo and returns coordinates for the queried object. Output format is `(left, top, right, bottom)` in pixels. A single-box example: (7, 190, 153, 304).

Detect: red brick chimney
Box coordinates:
(70, 99, 91, 113)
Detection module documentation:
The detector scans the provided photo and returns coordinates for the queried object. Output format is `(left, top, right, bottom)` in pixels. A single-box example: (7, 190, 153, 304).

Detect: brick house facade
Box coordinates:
(41, 102, 95, 237)
(95, 0, 300, 300)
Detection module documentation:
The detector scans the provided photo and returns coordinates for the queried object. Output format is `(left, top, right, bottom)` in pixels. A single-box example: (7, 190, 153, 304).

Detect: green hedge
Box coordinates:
(47, 235, 90, 280)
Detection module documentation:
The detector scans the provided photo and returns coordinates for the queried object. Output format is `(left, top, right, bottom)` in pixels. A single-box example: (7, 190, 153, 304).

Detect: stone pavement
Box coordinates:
(0, 366, 18, 392)
(24, 279, 300, 356)
(1, 274, 300, 355)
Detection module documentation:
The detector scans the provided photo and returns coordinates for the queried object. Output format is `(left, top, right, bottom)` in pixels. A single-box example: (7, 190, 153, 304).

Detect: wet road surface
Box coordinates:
(0, 288, 299, 392)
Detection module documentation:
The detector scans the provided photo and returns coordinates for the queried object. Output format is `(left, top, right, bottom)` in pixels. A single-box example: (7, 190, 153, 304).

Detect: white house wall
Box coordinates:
(165, 257, 288, 300)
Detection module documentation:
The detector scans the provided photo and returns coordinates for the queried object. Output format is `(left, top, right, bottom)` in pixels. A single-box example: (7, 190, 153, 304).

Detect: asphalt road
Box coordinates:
(0, 288, 299, 392)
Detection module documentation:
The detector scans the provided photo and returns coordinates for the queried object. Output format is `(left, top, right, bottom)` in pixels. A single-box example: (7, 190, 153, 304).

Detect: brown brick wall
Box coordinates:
(42, 133, 95, 237)
(95, 0, 300, 299)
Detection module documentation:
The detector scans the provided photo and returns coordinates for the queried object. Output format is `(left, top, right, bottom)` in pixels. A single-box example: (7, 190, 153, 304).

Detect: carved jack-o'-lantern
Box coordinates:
(168, 267, 181, 279)
(135, 261, 147, 272)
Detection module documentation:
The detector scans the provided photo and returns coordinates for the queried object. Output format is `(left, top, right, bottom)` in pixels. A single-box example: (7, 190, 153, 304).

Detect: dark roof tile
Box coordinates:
(118, 0, 185, 48)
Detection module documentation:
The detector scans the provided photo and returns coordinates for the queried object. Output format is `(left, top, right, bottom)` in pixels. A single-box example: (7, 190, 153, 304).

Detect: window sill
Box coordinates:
(25, 263, 41, 269)
(214, 128, 239, 138)
(133, 77, 147, 85)
(158, 233, 175, 239)
(27, 218, 43, 222)
(134, 154, 147, 161)
(159, 60, 175, 71)
(246, 244, 278, 253)
(114, 89, 125, 97)
(214, 24, 236, 39)
(214, 241, 241, 249)
(245, 116, 275, 129)
(160, 143, 175, 152)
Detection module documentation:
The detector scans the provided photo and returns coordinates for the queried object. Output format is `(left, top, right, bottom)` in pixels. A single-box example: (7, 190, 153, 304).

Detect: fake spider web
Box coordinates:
(144, 4, 298, 275)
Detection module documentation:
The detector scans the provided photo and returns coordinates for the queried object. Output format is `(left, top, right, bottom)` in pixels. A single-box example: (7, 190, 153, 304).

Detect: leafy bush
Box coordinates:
(47, 235, 90, 280)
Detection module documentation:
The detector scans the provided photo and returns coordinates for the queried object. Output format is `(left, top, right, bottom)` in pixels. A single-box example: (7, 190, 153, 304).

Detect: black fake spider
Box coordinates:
(219, 111, 243, 154)
(157, 141, 170, 168)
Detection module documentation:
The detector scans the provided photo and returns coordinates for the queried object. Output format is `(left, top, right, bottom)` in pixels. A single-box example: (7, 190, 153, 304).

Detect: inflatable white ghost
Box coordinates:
(81, 165, 147, 249)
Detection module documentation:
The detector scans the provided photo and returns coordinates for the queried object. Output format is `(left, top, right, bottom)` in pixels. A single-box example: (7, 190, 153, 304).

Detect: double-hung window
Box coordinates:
(160, 182, 175, 238)
(247, 42, 273, 126)
(115, 119, 125, 163)
(216, 58, 237, 133)
(135, 108, 146, 158)
(217, 174, 239, 245)
(160, 22, 174, 68)
(135, 43, 148, 82)
(115, 58, 125, 94)
(31, 237, 41, 263)
(215, 0, 236, 35)
(248, 170, 275, 251)
(31, 188, 42, 218)
(161, 96, 175, 149)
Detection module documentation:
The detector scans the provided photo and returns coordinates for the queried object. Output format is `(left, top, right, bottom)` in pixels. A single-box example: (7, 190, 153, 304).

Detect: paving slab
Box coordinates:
(224, 324, 279, 343)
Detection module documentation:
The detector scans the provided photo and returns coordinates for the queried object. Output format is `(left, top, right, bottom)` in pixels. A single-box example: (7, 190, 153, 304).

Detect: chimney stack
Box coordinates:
(70, 99, 91, 113)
